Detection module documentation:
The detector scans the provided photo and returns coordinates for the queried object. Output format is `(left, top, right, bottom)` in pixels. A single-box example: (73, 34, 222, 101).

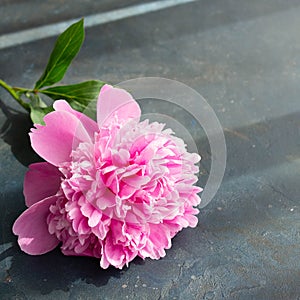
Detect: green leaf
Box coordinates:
(28, 94, 53, 125)
(29, 93, 48, 108)
(30, 106, 54, 125)
(39, 80, 105, 118)
(34, 19, 84, 89)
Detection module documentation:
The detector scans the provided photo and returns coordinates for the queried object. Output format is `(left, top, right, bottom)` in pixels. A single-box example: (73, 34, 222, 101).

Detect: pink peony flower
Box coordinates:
(13, 84, 202, 269)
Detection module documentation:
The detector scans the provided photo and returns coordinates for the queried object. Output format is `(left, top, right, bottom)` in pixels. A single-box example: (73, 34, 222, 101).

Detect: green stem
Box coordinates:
(0, 79, 30, 111)
(13, 86, 32, 95)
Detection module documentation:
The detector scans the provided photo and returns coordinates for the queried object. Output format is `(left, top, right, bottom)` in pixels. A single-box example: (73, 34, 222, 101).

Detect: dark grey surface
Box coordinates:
(1, 0, 300, 299)
(0, 0, 160, 34)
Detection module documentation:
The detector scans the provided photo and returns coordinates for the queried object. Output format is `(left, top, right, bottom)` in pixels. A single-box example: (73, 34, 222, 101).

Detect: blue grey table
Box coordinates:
(0, 1, 299, 299)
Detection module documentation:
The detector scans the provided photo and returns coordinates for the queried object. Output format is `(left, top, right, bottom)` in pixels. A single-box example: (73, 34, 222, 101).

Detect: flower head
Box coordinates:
(13, 85, 202, 269)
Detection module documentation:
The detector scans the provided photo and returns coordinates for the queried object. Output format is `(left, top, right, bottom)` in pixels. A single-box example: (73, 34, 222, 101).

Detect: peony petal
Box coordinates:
(12, 196, 59, 255)
(111, 149, 130, 167)
(122, 175, 150, 188)
(53, 100, 98, 136)
(97, 84, 141, 127)
(30, 110, 94, 166)
(95, 188, 116, 210)
(24, 162, 62, 207)
(88, 210, 102, 227)
(103, 235, 126, 269)
(139, 224, 171, 259)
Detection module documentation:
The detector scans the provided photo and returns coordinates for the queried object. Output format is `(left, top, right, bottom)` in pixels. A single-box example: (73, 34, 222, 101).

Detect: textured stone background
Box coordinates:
(0, 0, 299, 299)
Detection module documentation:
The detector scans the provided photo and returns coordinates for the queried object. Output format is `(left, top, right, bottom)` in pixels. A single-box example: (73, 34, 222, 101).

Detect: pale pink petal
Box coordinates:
(24, 162, 62, 207)
(184, 214, 199, 228)
(12, 196, 59, 255)
(95, 189, 116, 210)
(53, 100, 98, 136)
(97, 84, 141, 127)
(100, 248, 110, 269)
(103, 235, 126, 269)
(30, 110, 94, 166)
(122, 175, 150, 188)
(111, 149, 130, 167)
(139, 224, 171, 259)
(88, 210, 102, 227)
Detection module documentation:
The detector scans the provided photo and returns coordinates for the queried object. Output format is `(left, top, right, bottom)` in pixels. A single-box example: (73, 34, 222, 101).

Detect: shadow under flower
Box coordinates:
(0, 99, 42, 166)
(1, 244, 126, 296)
